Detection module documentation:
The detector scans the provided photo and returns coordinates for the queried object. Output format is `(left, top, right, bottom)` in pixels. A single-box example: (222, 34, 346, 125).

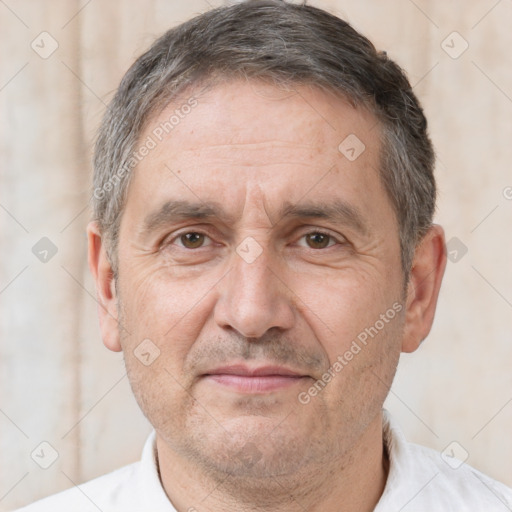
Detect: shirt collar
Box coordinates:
(375, 408, 441, 511)
(139, 430, 179, 510)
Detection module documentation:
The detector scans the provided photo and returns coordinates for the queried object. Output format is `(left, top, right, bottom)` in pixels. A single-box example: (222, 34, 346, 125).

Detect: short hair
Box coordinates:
(93, 0, 435, 275)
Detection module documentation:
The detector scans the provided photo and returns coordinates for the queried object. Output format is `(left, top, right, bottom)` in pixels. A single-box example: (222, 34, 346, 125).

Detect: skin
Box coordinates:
(88, 80, 446, 512)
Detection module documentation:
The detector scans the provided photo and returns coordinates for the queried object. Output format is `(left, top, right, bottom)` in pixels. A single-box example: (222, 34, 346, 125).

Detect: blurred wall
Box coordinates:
(1, 0, 511, 509)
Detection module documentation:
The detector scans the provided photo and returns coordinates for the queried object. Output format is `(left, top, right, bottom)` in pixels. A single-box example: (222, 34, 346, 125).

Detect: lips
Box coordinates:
(203, 365, 308, 393)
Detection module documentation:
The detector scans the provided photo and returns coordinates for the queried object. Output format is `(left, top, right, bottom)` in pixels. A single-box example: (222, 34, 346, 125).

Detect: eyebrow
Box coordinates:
(141, 200, 234, 236)
(140, 198, 369, 237)
(278, 200, 369, 235)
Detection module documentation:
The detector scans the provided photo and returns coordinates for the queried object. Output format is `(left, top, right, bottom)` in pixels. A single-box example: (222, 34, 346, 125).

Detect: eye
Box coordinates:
(299, 231, 339, 249)
(172, 231, 212, 249)
(164, 229, 343, 252)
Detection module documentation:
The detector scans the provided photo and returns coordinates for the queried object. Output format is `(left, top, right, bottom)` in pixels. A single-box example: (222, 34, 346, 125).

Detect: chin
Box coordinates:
(181, 412, 332, 481)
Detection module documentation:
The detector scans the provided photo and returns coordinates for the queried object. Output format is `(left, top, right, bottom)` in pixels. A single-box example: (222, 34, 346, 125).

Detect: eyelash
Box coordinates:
(164, 229, 343, 250)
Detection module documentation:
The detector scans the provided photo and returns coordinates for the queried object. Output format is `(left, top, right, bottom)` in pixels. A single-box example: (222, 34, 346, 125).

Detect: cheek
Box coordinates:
(290, 266, 404, 412)
(116, 267, 206, 435)
(302, 297, 403, 427)
(295, 267, 403, 361)
(117, 264, 218, 365)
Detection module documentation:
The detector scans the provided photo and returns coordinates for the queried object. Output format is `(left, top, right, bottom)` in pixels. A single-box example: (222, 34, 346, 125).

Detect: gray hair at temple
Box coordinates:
(92, 0, 436, 277)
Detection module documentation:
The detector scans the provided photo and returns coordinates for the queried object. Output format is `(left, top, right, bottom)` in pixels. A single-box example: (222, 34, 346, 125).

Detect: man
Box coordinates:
(17, 1, 512, 511)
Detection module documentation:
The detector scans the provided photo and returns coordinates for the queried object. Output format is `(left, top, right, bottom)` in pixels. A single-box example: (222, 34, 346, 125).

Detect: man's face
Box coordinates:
(113, 81, 406, 478)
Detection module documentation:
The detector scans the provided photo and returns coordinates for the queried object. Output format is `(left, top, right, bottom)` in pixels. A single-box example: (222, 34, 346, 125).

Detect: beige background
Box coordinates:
(1, 0, 511, 509)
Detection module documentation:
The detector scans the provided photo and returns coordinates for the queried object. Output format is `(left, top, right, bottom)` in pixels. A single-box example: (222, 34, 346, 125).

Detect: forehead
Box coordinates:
(122, 79, 394, 235)
(146, 79, 378, 153)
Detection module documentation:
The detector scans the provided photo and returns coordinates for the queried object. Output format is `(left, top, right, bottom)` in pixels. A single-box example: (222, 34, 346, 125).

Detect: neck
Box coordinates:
(156, 411, 389, 512)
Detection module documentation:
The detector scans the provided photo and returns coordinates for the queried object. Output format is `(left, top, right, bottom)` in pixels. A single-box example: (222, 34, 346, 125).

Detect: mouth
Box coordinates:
(202, 365, 309, 393)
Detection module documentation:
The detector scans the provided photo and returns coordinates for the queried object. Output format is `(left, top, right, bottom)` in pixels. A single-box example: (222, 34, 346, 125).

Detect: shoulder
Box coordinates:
(378, 411, 512, 511)
(13, 432, 173, 512)
(409, 441, 512, 510)
(13, 462, 141, 512)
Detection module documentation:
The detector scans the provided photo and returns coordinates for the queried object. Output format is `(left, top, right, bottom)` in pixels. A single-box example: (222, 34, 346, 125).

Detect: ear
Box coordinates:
(401, 224, 447, 353)
(87, 221, 122, 352)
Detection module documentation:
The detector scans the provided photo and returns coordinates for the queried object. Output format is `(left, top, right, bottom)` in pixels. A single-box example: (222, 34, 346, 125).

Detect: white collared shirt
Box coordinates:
(15, 410, 512, 511)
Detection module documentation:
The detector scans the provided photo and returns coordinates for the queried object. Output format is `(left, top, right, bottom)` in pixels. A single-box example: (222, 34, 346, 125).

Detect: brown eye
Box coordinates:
(179, 232, 207, 249)
(304, 232, 334, 249)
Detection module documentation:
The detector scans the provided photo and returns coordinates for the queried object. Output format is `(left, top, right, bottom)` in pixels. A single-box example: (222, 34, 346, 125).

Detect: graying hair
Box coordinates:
(93, 0, 435, 275)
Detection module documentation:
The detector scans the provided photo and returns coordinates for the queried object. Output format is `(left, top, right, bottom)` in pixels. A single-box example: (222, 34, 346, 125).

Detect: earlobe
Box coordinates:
(87, 221, 123, 352)
(401, 224, 447, 353)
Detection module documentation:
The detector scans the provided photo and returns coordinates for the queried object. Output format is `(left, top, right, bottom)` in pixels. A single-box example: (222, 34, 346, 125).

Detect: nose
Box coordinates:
(213, 240, 295, 339)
